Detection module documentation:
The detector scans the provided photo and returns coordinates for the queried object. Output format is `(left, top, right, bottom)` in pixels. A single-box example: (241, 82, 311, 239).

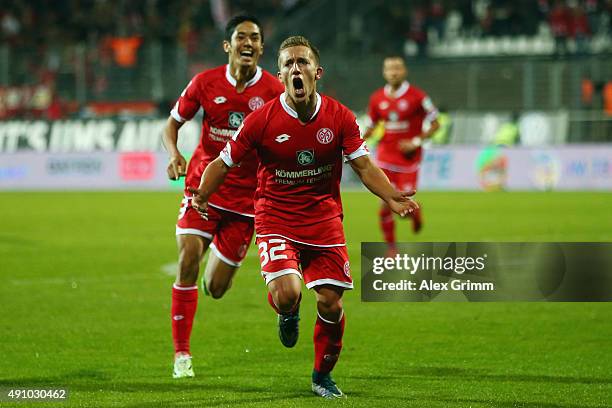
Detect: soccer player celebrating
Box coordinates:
(364, 56, 439, 251)
(189, 36, 418, 398)
(162, 15, 283, 378)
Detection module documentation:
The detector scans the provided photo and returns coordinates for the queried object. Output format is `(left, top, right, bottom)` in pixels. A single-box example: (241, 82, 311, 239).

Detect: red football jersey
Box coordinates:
(171, 65, 284, 216)
(220, 93, 368, 247)
(366, 81, 438, 172)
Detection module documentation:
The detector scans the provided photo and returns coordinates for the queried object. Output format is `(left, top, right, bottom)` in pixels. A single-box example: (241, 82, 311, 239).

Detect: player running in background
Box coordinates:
(363, 56, 439, 253)
(161, 15, 284, 379)
(189, 36, 418, 398)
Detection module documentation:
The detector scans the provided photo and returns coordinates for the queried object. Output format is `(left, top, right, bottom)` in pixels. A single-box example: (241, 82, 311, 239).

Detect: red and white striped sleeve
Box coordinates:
(170, 76, 202, 123)
(342, 106, 369, 161)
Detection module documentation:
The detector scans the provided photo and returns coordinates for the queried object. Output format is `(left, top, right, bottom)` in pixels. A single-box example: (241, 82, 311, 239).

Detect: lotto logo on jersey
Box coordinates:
(296, 149, 315, 166)
(228, 112, 245, 128)
(248, 96, 265, 111)
(316, 128, 334, 144)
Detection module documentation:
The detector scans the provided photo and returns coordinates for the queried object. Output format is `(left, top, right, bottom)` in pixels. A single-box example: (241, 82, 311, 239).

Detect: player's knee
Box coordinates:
(274, 288, 301, 313)
(207, 280, 230, 299)
(317, 298, 343, 322)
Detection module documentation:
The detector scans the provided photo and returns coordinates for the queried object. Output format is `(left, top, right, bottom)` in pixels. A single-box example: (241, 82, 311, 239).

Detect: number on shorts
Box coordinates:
(258, 239, 288, 267)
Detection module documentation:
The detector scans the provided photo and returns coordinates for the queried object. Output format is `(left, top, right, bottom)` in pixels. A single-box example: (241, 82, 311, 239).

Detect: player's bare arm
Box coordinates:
(362, 126, 375, 140)
(349, 154, 418, 217)
(188, 157, 231, 219)
(162, 116, 187, 180)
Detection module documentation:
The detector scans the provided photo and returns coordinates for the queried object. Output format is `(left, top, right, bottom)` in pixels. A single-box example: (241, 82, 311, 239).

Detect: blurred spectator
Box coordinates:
(549, 1, 570, 56)
(569, 3, 592, 54)
(494, 112, 520, 146)
(409, 4, 429, 57)
(581, 76, 595, 107)
(108, 36, 142, 68)
(428, 0, 447, 41)
(604, 81, 612, 116)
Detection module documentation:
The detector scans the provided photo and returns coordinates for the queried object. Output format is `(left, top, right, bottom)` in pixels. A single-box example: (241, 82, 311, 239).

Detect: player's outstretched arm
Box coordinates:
(188, 157, 231, 219)
(162, 116, 187, 180)
(349, 155, 418, 217)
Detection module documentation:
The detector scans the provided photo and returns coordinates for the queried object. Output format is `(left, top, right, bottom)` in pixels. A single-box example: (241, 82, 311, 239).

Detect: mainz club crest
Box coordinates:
(248, 96, 264, 111)
(343, 261, 351, 278)
(316, 128, 334, 144)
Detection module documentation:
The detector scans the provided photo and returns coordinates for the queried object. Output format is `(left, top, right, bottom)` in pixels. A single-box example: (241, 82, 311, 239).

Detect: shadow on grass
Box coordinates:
(347, 394, 610, 408)
(118, 393, 308, 408)
(3, 368, 610, 408)
(0, 371, 312, 406)
(347, 365, 612, 386)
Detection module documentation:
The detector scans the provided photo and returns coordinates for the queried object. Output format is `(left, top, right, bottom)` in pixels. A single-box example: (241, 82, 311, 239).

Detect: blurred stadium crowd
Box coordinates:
(0, 0, 610, 121)
(2, 0, 610, 53)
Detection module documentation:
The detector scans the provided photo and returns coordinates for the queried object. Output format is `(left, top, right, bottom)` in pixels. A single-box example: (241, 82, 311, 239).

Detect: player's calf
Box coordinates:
(203, 253, 238, 299)
(268, 275, 302, 348)
(176, 236, 207, 285)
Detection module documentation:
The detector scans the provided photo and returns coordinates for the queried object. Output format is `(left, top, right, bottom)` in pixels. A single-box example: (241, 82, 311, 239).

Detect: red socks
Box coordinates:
(171, 284, 198, 355)
(379, 205, 395, 245)
(313, 313, 345, 374)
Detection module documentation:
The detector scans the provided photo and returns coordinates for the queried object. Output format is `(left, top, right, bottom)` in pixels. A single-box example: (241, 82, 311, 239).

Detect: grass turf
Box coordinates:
(0, 191, 611, 407)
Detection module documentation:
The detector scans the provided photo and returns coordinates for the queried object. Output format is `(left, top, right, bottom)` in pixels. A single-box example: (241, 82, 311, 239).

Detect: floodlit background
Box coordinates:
(1, 1, 611, 407)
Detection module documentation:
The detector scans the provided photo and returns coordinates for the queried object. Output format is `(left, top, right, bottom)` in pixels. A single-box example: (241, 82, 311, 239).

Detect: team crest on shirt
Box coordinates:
(248, 96, 265, 111)
(296, 149, 315, 166)
(316, 128, 334, 144)
(228, 112, 245, 128)
(379, 101, 390, 110)
(398, 100, 409, 111)
(343, 261, 351, 278)
(213, 96, 227, 104)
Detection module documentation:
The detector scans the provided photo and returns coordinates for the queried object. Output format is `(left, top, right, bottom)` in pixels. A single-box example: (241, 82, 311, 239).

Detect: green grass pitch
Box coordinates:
(0, 191, 611, 407)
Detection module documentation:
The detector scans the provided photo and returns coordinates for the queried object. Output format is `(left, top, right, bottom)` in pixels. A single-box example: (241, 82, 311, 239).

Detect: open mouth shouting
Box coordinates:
(239, 49, 255, 61)
(292, 76, 305, 98)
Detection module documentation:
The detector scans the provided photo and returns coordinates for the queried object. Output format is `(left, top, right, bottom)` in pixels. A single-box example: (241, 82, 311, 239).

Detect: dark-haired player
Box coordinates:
(162, 15, 283, 378)
(364, 56, 439, 252)
(189, 36, 418, 398)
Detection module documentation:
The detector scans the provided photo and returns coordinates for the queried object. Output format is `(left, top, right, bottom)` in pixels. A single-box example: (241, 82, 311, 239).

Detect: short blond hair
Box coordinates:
(277, 35, 320, 68)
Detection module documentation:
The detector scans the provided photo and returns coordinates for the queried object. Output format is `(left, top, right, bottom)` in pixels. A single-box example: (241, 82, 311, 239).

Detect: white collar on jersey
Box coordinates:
(279, 92, 322, 121)
(225, 64, 263, 88)
(384, 81, 410, 98)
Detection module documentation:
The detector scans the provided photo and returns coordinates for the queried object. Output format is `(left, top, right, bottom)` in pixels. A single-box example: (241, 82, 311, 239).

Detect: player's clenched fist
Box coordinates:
(167, 154, 187, 180)
(187, 187, 209, 220)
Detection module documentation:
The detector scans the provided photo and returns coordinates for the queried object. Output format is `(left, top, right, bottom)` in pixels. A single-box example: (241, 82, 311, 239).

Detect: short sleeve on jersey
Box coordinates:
(421, 96, 439, 131)
(219, 116, 257, 167)
(341, 108, 369, 161)
(171, 77, 202, 123)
